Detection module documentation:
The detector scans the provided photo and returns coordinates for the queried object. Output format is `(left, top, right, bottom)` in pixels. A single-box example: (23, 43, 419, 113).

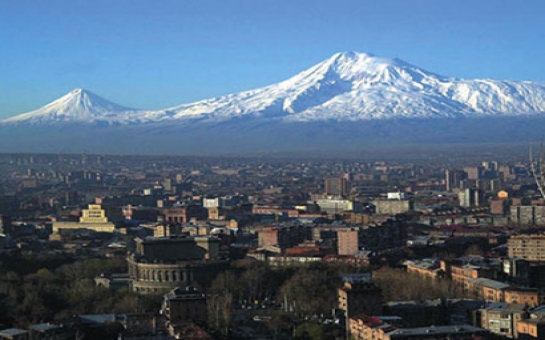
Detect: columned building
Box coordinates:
(52, 204, 115, 233)
(127, 236, 229, 294)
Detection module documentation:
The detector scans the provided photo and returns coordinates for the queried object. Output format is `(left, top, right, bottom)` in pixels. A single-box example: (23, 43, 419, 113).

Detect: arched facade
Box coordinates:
(127, 255, 229, 294)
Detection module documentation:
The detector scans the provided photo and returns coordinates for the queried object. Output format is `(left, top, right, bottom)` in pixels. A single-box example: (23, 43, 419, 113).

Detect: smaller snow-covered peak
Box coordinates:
(1, 88, 136, 125)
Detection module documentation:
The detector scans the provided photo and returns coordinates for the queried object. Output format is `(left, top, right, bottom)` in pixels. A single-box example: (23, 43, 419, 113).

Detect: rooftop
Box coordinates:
(342, 273, 372, 283)
(29, 323, 61, 332)
(387, 324, 486, 336)
(0, 329, 29, 336)
(467, 278, 510, 290)
(480, 302, 526, 313)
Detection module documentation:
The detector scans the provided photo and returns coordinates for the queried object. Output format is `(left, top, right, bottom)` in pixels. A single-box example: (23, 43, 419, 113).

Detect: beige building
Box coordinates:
(508, 234, 545, 261)
(337, 229, 359, 256)
(404, 259, 443, 280)
(478, 302, 527, 339)
(372, 199, 412, 215)
(315, 198, 353, 214)
(518, 318, 545, 339)
(450, 263, 495, 288)
(504, 288, 540, 306)
(325, 177, 348, 197)
(349, 316, 488, 340)
(464, 278, 509, 302)
(52, 204, 115, 233)
(510, 206, 545, 226)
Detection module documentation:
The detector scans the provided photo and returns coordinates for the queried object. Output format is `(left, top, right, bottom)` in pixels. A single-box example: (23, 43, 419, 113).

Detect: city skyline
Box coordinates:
(1, 0, 545, 119)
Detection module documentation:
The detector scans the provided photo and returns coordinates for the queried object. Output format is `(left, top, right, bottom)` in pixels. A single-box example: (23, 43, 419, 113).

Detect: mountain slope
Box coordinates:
(1, 88, 137, 125)
(2, 52, 545, 127)
(149, 51, 545, 122)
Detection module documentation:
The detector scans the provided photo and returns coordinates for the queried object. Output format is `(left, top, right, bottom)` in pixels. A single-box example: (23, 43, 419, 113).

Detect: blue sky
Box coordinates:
(1, 0, 545, 119)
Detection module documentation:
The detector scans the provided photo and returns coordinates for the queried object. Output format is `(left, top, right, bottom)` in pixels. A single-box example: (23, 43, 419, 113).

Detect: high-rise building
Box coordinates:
(337, 229, 359, 256)
(464, 166, 483, 180)
(490, 199, 509, 215)
(458, 188, 483, 207)
(499, 165, 514, 180)
(163, 178, 173, 193)
(444, 169, 466, 191)
(482, 161, 499, 171)
(325, 177, 348, 196)
(508, 234, 545, 261)
(175, 174, 183, 184)
(510, 206, 545, 226)
(490, 178, 502, 192)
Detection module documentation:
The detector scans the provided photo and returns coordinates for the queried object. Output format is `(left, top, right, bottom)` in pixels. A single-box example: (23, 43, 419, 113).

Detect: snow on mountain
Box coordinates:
(3, 52, 545, 125)
(145, 51, 545, 122)
(0, 88, 138, 125)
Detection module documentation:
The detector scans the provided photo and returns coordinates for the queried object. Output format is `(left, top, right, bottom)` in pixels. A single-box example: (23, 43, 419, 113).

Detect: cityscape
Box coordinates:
(0, 149, 544, 339)
(2, 1, 545, 339)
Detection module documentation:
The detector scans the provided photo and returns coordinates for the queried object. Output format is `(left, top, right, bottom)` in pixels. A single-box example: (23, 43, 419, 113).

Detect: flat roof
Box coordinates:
(78, 314, 116, 324)
(467, 278, 509, 290)
(387, 325, 485, 336)
(30, 323, 61, 332)
(481, 302, 526, 313)
(0, 328, 29, 336)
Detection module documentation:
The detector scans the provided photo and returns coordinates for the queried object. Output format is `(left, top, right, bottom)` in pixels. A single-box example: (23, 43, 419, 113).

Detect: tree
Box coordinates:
(373, 267, 462, 302)
(280, 267, 337, 319)
(207, 292, 232, 336)
(294, 322, 325, 340)
(464, 244, 484, 257)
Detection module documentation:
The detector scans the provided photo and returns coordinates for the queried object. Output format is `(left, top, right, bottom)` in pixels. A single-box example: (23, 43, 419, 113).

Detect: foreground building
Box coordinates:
(349, 315, 489, 340)
(162, 286, 207, 326)
(338, 273, 383, 334)
(127, 236, 229, 294)
(476, 302, 527, 339)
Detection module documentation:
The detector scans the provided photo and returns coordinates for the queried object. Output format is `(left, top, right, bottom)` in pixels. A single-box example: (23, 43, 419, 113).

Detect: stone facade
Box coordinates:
(127, 236, 229, 294)
(372, 199, 412, 215)
(510, 206, 545, 226)
(508, 234, 545, 261)
(52, 204, 115, 233)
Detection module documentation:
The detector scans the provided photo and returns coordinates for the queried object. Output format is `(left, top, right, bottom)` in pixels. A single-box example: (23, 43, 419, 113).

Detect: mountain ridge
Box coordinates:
(3, 51, 545, 126)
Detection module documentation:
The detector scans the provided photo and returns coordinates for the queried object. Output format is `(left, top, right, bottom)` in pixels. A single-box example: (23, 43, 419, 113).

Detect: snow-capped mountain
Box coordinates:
(148, 51, 545, 122)
(2, 51, 545, 127)
(1, 88, 137, 125)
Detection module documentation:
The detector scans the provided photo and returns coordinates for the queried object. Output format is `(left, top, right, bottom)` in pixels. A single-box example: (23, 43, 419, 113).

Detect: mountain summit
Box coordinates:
(153, 51, 545, 122)
(3, 52, 545, 126)
(1, 88, 135, 125)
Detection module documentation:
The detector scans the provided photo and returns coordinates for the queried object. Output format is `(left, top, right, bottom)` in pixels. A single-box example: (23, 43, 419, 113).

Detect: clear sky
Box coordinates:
(1, 0, 545, 119)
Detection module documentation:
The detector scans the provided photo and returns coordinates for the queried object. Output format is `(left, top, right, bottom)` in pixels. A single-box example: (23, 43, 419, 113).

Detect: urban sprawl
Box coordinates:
(1, 151, 545, 339)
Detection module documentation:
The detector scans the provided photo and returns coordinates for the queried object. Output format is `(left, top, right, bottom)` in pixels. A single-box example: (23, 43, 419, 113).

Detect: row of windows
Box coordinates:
(137, 270, 186, 282)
